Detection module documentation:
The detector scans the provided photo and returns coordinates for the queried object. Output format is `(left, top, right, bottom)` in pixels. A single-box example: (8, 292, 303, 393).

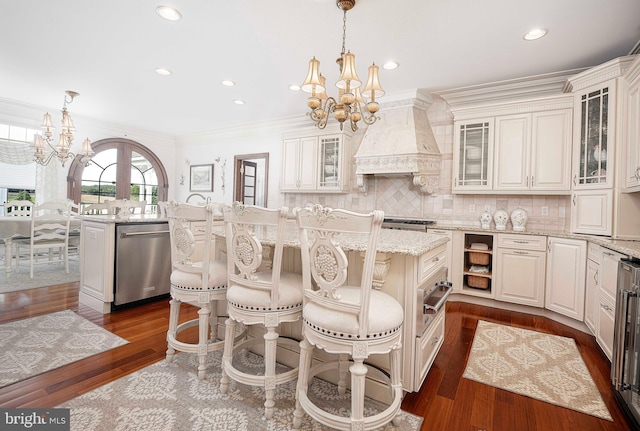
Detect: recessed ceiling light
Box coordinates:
(156, 6, 182, 21)
(289, 84, 301, 91)
(523, 27, 548, 41)
(233, 100, 245, 105)
(155, 68, 172, 76)
(383, 61, 399, 70)
(221, 80, 236, 87)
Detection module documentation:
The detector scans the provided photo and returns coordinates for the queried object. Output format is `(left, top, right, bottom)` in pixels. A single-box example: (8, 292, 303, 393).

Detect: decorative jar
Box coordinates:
(479, 211, 492, 229)
(494, 210, 508, 230)
(510, 207, 528, 232)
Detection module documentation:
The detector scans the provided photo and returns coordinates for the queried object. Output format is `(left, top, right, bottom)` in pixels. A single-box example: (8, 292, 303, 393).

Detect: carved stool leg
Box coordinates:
(350, 358, 367, 430)
(197, 304, 211, 380)
(220, 318, 236, 394)
(165, 297, 180, 362)
(293, 338, 313, 429)
(263, 325, 278, 419)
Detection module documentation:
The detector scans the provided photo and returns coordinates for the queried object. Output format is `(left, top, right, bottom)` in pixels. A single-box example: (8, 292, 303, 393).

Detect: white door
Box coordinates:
(545, 237, 587, 320)
(570, 190, 613, 236)
(495, 248, 546, 307)
(493, 114, 530, 191)
(531, 109, 572, 191)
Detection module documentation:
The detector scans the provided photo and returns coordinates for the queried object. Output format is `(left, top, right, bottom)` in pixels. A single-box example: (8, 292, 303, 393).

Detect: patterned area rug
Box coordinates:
(0, 310, 128, 388)
(463, 320, 612, 421)
(0, 258, 80, 293)
(59, 350, 423, 431)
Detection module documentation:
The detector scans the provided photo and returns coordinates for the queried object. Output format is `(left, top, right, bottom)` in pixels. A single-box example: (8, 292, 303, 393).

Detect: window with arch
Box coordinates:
(67, 138, 168, 211)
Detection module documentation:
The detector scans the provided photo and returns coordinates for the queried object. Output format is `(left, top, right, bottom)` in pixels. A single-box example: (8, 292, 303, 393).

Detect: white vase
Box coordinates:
(510, 207, 528, 232)
(479, 211, 492, 229)
(494, 210, 508, 230)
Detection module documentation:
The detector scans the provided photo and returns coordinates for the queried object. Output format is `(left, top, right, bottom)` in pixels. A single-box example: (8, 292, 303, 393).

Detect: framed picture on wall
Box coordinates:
(190, 164, 214, 192)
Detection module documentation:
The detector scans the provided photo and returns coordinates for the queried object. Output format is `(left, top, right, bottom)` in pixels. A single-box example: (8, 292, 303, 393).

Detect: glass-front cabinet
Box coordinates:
(573, 81, 615, 189)
(318, 135, 341, 189)
(452, 119, 493, 192)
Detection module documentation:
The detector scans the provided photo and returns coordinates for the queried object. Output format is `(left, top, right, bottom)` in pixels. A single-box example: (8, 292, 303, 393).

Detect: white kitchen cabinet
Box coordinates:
(281, 132, 350, 193)
(600, 248, 625, 303)
(494, 233, 547, 307)
(452, 119, 494, 192)
(585, 255, 599, 334)
(571, 81, 616, 189)
(570, 189, 613, 236)
(493, 110, 572, 193)
(597, 293, 616, 361)
(282, 136, 318, 191)
(623, 60, 640, 191)
(545, 237, 586, 321)
(79, 220, 115, 313)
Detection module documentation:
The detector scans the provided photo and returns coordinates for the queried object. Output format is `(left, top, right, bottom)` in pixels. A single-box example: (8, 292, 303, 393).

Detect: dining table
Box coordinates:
(0, 216, 81, 276)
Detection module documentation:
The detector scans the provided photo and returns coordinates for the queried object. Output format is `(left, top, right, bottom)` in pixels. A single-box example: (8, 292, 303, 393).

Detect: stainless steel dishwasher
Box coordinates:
(113, 222, 171, 310)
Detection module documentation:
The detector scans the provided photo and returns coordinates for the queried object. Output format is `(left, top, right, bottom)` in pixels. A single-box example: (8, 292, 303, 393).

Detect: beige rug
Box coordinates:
(0, 310, 129, 388)
(463, 320, 612, 421)
(59, 349, 423, 431)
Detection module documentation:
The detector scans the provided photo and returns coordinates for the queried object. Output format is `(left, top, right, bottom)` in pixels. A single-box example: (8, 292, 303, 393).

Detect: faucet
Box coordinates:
(186, 193, 206, 203)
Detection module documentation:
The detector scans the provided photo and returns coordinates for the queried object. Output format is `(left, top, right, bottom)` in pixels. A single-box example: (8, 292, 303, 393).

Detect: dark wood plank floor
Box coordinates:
(0, 283, 633, 430)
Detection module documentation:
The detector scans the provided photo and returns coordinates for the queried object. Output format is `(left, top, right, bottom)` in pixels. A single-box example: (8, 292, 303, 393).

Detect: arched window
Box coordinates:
(67, 138, 168, 211)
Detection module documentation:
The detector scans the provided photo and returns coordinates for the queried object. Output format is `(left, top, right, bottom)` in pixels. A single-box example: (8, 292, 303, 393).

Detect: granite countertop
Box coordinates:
(430, 224, 640, 259)
(78, 214, 168, 223)
(213, 222, 449, 257)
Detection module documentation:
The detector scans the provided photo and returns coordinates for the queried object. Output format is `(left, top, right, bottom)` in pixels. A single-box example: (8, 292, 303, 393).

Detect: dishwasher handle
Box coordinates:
(120, 230, 170, 238)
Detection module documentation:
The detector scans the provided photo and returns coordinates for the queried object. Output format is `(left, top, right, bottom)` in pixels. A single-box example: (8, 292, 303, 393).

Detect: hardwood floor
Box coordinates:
(0, 283, 634, 430)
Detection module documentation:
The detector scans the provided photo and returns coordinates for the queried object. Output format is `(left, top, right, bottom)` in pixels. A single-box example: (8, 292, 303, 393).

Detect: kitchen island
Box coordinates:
(215, 223, 451, 400)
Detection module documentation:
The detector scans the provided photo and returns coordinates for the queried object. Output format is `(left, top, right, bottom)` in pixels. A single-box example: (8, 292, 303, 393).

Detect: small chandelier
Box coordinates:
(301, 0, 384, 132)
(34, 90, 94, 167)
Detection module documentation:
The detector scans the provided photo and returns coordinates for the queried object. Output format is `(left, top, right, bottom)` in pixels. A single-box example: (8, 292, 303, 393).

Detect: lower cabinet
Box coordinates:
(494, 233, 546, 307)
(584, 256, 600, 334)
(596, 293, 616, 360)
(545, 237, 587, 321)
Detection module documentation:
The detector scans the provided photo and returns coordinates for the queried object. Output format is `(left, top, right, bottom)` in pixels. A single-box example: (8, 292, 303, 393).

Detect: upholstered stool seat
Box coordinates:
(293, 205, 404, 431)
(165, 201, 234, 380)
(220, 203, 303, 420)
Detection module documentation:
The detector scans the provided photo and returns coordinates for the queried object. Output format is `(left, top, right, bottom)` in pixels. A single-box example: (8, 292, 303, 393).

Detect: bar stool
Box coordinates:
(293, 205, 404, 430)
(220, 202, 303, 419)
(165, 201, 228, 379)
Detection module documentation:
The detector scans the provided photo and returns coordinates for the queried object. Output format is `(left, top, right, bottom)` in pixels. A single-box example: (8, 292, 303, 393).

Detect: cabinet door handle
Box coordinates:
(431, 336, 440, 346)
(432, 256, 440, 262)
(572, 194, 576, 206)
(531, 176, 534, 186)
(526, 176, 529, 187)
(548, 243, 552, 253)
(600, 303, 612, 312)
(594, 269, 599, 284)
(573, 174, 577, 186)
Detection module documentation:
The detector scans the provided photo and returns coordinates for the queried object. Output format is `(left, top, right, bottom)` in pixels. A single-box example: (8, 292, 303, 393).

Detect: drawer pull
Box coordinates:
(432, 256, 440, 262)
(513, 240, 529, 244)
(431, 336, 440, 346)
(513, 251, 528, 255)
(600, 303, 612, 312)
(603, 251, 615, 257)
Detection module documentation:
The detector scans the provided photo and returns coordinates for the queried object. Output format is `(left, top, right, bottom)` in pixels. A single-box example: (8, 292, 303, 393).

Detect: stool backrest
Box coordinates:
(223, 202, 290, 309)
(165, 201, 216, 286)
(295, 205, 384, 339)
(107, 199, 146, 216)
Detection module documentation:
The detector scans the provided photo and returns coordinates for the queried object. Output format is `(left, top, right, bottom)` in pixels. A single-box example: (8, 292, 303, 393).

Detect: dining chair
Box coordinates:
(165, 201, 230, 379)
(81, 203, 109, 215)
(3, 200, 33, 217)
(14, 200, 73, 278)
(293, 205, 404, 430)
(220, 202, 303, 419)
(106, 199, 146, 217)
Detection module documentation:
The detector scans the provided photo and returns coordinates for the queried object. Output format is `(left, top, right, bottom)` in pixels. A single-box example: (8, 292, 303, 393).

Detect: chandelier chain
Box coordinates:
(341, 10, 347, 58)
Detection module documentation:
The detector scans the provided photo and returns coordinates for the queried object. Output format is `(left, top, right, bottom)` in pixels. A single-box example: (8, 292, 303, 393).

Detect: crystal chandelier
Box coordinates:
(34, 90, 94, 167)
(301, 0, 384, 132)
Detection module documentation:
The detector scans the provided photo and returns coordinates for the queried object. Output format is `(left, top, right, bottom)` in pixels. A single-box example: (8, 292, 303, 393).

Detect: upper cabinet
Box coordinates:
(453, 119, 494, 192)
(623, 57, 640, 192)
(571, 81, 615, 189)
(493, 109, 572, 192)
(440, 71, 577, 195)
(281, 129, 351, 193)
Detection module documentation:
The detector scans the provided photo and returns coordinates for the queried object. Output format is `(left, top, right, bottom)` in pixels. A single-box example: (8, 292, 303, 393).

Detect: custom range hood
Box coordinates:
(354, 90, 442, 194)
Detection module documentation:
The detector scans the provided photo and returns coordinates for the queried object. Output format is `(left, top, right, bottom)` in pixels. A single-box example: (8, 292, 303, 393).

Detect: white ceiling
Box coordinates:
(1, 0, 639, 137)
